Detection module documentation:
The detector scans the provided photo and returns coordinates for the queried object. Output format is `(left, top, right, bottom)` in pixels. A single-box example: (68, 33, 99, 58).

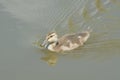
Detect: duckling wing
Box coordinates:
(58, 34, 80, 46)
(59, 32, 89, 45)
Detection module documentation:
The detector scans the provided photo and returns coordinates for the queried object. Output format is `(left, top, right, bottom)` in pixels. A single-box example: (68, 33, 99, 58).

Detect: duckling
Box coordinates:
(42, 29, 91, 52)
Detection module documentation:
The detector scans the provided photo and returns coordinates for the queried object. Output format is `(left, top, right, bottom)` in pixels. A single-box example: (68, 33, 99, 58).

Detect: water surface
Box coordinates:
(0, 0, 120, 80)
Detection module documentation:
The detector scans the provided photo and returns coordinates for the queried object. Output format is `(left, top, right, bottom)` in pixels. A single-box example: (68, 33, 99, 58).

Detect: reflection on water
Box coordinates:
(111, 0, 120, 7)
(110, 0, 120, 4)
(82, 7, 91, 20)
(110, 0, 117, 3)
(41, 53, 58, 66)
(95, 0, 106, 12)
(68, 17, 75, 32)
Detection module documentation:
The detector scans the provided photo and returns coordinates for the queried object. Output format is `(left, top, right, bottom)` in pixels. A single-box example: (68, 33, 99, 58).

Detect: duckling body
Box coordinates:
(42, 31, 90, 52)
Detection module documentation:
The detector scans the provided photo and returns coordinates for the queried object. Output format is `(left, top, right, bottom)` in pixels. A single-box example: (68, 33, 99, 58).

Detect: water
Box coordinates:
(0, 0, 120, 80)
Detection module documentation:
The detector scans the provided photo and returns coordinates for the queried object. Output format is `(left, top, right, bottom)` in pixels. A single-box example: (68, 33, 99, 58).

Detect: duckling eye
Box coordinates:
(47, 35, 53, 40)
(50, 35, 53, 38)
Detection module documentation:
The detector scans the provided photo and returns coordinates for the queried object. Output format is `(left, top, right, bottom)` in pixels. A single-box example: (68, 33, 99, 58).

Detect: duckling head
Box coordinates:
(42, 32, 58, 48)
(46, 32, 58, 42)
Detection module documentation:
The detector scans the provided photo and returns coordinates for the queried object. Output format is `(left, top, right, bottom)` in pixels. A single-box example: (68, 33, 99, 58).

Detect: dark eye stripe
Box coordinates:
(47, 35, 54, 40)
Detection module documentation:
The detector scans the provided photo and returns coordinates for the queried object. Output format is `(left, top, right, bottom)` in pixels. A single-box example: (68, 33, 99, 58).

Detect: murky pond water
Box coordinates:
(0, 0, 120, 80)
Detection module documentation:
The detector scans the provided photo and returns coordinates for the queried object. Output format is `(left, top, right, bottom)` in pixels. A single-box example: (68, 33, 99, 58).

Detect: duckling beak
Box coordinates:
(42, 40, 48, 47)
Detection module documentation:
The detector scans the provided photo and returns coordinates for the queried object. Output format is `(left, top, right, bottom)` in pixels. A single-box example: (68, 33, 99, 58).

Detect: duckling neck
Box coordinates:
(46, 41, 59, 51)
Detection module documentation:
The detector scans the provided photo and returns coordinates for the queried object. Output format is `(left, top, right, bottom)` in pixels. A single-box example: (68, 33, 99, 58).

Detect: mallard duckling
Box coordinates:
(42, 29, 91, 52)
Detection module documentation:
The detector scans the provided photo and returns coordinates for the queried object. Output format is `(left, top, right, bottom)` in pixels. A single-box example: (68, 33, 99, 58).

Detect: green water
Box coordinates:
(0, 0, 120, 80)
